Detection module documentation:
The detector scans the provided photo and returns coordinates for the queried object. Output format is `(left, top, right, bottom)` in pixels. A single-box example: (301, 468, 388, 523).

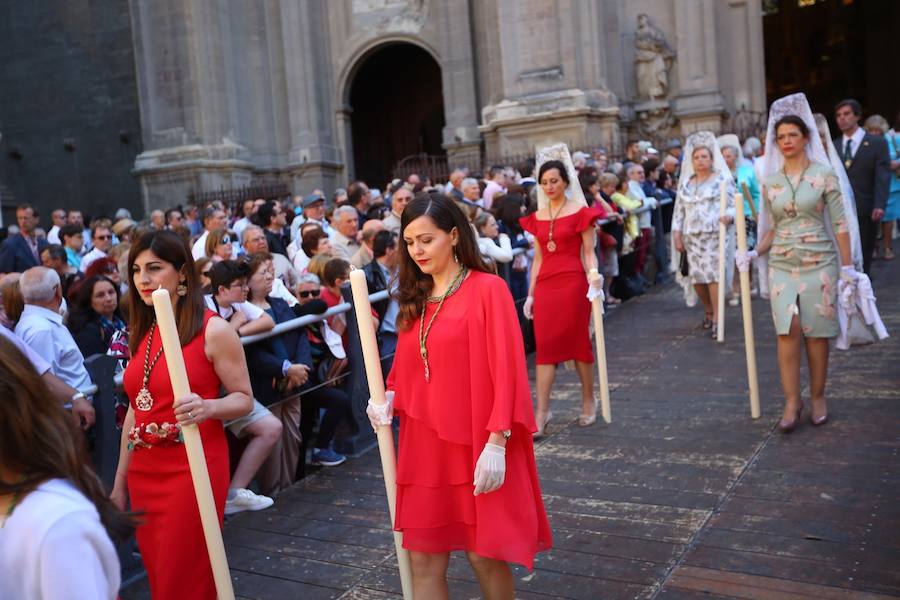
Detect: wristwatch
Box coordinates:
(501, 429, 511, 439)
(71, 391, 87, 403)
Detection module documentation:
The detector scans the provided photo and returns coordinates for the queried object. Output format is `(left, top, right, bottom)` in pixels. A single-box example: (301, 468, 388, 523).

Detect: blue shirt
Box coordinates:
(15, 305, 93, 392)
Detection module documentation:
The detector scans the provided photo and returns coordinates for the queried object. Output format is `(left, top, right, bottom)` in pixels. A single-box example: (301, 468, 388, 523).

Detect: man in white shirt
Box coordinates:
(289, 192, 331, 252)
(481, 165, 507, 209)
(0, 324, 95, 428)
(46, 209, 67, 244)
(15, 267, 94, 395)
(382, 185, 413, 234)
(627, 163, 659, 277)
(80, 225, 113, 273)
(232, 199, 260, 244)
(329, 205, 361, 261)
(191, 206, 232, 260)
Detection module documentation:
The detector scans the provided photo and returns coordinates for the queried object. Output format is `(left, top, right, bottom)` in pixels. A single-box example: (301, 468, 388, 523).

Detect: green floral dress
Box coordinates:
(763, 162, 848, 337)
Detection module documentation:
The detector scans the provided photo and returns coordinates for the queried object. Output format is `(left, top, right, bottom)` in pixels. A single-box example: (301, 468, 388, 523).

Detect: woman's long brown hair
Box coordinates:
(127, 229, 206, 356)
(0, 337, 136, 540)
(396, 192, 492, 329)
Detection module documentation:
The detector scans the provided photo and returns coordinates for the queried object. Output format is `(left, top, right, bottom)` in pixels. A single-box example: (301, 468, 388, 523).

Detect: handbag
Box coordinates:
(679, 251, 690, 277)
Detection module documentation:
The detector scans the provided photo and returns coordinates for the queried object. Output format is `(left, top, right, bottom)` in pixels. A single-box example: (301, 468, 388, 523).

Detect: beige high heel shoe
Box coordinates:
(579, 399, 599, 427)
(534, 410, 553, 438)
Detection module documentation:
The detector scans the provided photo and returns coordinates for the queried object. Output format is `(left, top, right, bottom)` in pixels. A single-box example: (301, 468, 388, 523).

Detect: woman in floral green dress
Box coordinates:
(749, 107, 858, 432)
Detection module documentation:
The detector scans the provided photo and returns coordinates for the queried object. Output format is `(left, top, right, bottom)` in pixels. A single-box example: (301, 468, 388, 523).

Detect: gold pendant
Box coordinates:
(844, 159, 852, 169)
(424, 362, 430, 382)
(547, 240, 557, 252)
(135, 386, 154, 411)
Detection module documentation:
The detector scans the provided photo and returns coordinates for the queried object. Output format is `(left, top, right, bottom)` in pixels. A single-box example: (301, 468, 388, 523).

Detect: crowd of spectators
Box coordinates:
(11, 129, 893, 516)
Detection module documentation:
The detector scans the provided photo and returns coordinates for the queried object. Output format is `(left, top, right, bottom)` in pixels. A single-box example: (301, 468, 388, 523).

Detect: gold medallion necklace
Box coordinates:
(134, 323, 165, 411)
(418, 265, 467, 382)
(546, 200, 567, 252)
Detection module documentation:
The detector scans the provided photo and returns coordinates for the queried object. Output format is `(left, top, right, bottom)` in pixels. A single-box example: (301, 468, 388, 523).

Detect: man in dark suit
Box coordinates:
(0, 204, 48, 274)
(834, 99, 892, 274)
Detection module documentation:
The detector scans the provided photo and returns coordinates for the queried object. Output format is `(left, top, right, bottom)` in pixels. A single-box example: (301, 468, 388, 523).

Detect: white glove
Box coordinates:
(840, 265, 861, 282)
(735, 250, 758, 273)
(586, 270, 604, 302)
(646, 197, 659, 210)
(473, 442, 506, 496)
(523, 296, 534, 320)
(366, 391, 394, 431)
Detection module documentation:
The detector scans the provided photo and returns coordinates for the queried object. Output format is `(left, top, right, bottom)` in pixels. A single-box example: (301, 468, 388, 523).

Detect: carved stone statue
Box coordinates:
(634, 14, 675, 101)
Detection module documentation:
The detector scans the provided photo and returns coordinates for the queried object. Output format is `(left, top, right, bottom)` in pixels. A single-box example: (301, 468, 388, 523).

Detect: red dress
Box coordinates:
(520, 206, 603, 364)
(387, 271, 552, 569)
(124, 311, 229, 599)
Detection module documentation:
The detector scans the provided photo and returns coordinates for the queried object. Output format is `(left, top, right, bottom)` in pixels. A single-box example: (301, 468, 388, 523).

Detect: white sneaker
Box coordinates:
(224, 488, 274, 515)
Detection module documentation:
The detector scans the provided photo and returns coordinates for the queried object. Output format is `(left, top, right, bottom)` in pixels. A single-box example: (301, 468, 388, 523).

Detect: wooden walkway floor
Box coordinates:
(123, 259, 900, 600)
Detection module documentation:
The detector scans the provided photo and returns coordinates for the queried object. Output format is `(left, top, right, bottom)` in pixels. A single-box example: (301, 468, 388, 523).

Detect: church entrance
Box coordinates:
(763, 0, 899, 124)
(348, 43, 446, 187)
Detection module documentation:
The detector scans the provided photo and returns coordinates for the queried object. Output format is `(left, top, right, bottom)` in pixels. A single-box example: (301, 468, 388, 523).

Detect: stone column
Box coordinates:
(130, 0, 254, 210)
(478, 0, 619, 157)
(278, 0, 343, 195)
(672, 0, 726, 134)
(434, 0, 482, 168)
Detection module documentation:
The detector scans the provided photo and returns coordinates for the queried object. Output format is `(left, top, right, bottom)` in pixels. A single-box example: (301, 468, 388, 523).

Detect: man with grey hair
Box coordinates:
(382, 184, 413, 234)
(329, 205, 361, 261)
(16, 267, 94, 399)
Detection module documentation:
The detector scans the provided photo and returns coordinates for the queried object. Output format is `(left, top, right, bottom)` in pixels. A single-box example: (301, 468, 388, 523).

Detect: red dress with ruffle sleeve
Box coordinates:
(520, 206, 604, 364)
(123, 310, 229, 599)
(387, 271, 552, 569)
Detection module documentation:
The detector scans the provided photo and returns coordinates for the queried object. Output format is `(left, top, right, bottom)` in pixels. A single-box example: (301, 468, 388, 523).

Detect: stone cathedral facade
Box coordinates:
(127, 0, 766, 210)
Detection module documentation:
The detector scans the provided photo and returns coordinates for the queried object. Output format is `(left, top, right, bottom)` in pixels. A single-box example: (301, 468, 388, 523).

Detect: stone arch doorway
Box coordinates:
(348, 43, 446, 186)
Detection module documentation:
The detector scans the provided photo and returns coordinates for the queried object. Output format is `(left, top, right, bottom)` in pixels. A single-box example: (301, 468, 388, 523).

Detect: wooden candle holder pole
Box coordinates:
(717, 180, 727, 343)
(348, 270, 413, 600)
(589, 269, 611, 423)
(151, 289, 235, 600)
(734, 194, 761, 419)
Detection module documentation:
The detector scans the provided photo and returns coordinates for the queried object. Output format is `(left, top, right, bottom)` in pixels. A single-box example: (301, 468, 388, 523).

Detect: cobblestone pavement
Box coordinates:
(124, 259, 900, 599)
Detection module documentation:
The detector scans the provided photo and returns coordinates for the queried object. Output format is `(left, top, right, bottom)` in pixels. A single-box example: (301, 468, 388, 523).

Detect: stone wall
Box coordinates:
(0, 0, 143, 221)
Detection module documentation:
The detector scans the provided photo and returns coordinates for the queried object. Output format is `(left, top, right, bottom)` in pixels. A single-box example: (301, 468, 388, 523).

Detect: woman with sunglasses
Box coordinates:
(204, 228, 236, 263)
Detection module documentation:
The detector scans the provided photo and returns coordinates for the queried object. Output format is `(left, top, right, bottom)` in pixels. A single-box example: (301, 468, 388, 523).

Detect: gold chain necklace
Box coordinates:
(546, 200, 567, 252)
(418, 265, 467, 382)
(134, 323, 165, 411)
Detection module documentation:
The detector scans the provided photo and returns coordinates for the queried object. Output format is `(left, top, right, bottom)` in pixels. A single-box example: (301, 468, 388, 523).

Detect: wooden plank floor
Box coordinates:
(122, 259, 900, 600)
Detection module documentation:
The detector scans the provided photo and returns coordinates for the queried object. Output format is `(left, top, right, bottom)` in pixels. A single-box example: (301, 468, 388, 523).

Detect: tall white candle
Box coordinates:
(151, 288, 235, 600)
(348, 270, 413, 599)
(717, 179, 727, 343)
(733, 194, 761, 419)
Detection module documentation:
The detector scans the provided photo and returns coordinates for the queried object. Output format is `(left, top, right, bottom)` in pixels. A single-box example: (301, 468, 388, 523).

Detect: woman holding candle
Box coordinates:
(367, 193, 551, 599)
(743, 93, 862, 431)
(519, 145, 605, 434)
(671, 131, 736, 337)
(110, 229, 253, 599)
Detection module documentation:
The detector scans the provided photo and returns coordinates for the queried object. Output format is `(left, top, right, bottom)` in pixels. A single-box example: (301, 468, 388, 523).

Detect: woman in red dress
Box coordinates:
(367, 193, 551, 599)
(520, 148, 605, 435)
(110, 230, 252, 599)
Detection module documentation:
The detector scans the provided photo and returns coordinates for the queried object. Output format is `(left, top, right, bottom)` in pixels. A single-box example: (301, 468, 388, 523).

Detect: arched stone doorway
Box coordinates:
(348, 43, 446, 186)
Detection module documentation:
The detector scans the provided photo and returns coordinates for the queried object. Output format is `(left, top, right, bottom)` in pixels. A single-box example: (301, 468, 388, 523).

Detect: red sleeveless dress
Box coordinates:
(124, 310, 229, 599)
(520, 206, 603, 364)
(387, 271, 552, 569)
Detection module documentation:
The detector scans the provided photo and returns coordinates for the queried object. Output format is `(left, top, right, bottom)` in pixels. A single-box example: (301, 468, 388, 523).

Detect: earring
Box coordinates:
(454, 251, 459, 264)
(176, 282, 187, 297)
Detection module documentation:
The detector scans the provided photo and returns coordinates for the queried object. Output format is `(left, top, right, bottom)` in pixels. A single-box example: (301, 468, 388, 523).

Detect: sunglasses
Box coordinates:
(298, 289, 321, 298)
(219, 235, 232, 245)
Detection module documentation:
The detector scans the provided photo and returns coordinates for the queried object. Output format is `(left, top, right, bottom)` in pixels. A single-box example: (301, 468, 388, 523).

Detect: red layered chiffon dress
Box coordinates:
(387, 271, 552, 569)
(124, 310, 229, 599)
(520, 206, 603, 365)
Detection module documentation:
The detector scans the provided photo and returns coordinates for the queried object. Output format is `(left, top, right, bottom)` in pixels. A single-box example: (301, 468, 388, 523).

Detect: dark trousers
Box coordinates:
(858, 213, 878, 274)
(300, 386, 353, 450)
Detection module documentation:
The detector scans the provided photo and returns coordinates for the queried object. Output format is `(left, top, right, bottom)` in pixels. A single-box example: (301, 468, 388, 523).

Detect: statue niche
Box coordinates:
(634, 14, 675, 101)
